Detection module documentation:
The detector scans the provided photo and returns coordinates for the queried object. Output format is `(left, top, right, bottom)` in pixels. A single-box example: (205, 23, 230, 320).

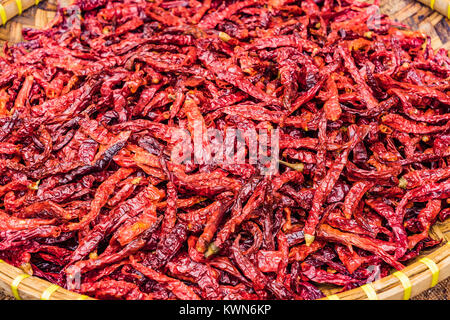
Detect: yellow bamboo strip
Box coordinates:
(0, 4, 7, 25)
(40, 284, 60, 300)
(419, 258, 440, 287)
(0, 0, 39, 26)
(14, 0, 22, 15)
(11, 274, 30, 300)
(361, 284, 378, 300)
(392, 271, 412, 300)
(417, 0, 450, 17)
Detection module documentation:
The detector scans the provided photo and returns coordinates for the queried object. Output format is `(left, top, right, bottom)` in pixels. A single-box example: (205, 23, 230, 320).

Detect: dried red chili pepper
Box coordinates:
(343, 181, 374, 219)
(317, 224, 404, 270)
(323, 75, 342, 122)
(131, 258, 201, 300)
(0, 0, 447, 301)
(65, 167, 135, 231)
(303, 125, 368, 245)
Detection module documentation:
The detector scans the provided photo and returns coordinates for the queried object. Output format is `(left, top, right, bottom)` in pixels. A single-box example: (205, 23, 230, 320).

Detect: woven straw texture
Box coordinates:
(0, 0, 448, 300)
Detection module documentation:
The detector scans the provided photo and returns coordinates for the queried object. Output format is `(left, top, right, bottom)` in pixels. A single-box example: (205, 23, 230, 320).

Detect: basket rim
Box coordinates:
(320, 241, 450, 300)
(0, 240, 448, 300)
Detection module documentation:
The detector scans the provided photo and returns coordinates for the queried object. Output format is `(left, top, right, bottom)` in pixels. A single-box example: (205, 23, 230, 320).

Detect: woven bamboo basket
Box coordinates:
(0, 0, 449, 301)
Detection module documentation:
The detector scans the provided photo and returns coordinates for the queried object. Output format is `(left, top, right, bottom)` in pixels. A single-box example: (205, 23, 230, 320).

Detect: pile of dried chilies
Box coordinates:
(0, 0, 448, 300)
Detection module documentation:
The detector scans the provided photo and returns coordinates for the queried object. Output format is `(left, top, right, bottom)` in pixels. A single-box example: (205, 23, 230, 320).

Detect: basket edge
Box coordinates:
(0, 241, 448, 300)
(320, 241, 450, 300)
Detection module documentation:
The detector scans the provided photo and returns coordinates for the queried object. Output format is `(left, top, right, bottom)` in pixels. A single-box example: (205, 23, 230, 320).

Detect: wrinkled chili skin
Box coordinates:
(0, 0, 448, 301)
